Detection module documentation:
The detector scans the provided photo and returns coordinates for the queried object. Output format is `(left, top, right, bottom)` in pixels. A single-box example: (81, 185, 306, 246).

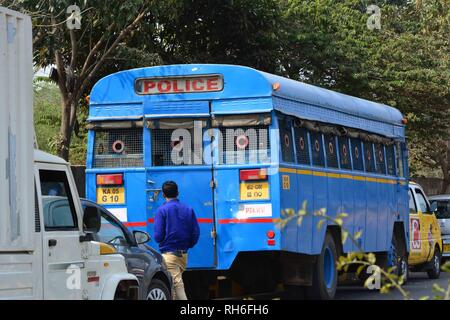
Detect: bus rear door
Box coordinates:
(146, 117, 216, 268)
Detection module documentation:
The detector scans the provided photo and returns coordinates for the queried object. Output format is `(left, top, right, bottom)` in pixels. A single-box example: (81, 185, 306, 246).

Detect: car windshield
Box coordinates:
(430, 200, 450, 219)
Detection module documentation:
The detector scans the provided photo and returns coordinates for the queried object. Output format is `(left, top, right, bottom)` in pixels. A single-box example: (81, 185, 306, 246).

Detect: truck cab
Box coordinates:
(34, 150, 139, 299)
(0, 150, 139, 299)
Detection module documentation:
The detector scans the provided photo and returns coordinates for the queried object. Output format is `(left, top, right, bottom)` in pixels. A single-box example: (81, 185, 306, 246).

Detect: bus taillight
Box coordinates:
(97, 174, 123, 185)
(239, 169, 268, 181)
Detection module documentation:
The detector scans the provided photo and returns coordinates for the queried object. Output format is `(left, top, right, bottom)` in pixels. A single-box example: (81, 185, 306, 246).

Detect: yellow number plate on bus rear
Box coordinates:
(97, 187, 125, 205)
(240, 182, 269, 201)
(444, 244, 450, 253)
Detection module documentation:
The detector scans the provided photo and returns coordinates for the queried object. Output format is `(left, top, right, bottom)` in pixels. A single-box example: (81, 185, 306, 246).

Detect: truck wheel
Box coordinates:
(305, 233, 337, 300)
(390, 233, 408, 284)
(427, 247, 441, 279)
(147, 279, 171, 300)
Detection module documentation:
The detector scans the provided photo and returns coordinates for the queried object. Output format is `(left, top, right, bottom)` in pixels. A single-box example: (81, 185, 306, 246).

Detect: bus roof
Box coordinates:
(89, 64, 405, 139)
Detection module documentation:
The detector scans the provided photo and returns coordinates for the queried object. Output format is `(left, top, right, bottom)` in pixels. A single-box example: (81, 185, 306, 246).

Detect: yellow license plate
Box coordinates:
(444, 244, 450, 253)
(240, 181, 269, 201)
(97, 187, 125, 205)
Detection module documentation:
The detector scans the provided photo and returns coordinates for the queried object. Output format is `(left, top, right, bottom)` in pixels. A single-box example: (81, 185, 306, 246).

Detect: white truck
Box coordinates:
(0, 7, 139, 299)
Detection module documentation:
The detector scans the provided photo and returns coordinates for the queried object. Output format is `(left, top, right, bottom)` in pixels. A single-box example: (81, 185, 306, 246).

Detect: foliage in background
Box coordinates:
(4, 0, 450, 179)
(33, 80, 86, 164)
(3, 0, 167, 160)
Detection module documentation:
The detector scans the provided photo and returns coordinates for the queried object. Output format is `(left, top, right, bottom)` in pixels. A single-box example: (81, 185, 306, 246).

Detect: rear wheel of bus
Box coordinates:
(306, 233, 338, 300)
(389, 232, 408, 284)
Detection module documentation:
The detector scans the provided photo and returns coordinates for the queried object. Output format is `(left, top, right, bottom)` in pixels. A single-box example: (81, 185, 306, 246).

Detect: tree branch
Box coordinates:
(75, 10, 147, 103)
(69, 29, 77, 71)
(79, 22, 115, 77)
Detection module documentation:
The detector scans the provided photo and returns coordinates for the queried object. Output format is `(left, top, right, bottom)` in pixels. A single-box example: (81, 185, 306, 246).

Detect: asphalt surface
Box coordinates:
(335, 271, 450, 300)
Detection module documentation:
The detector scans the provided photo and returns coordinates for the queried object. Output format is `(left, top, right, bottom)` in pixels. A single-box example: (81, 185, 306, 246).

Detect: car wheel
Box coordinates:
(305, 233, 338, 300)
(146, 279, 171, 300)
(427, 247, 441, 279)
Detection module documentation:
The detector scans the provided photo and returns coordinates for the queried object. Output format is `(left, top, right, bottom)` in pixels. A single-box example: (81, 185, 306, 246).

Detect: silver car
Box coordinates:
(429, 194, 450, 259)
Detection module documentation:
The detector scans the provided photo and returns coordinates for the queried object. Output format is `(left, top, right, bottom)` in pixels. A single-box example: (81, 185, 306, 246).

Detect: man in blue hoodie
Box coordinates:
(154, 181, 200, 300)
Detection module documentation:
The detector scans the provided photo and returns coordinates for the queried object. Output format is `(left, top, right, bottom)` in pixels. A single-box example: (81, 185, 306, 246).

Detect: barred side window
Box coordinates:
(375, 143, 387, 174)
(351, 138, 363, 171)
(219, 126, 271, 165)
(325, 134, 338, 169)
(338, 137, 351, 170)
(386, 144, 396, 176)
(294, 127, 310, 165)
(396, 142, 405, 178)
(278, 117, 295, 163)
(311, 132, 325, 167)
(364, 142, 376, 173)
(93, 128, 143, 168)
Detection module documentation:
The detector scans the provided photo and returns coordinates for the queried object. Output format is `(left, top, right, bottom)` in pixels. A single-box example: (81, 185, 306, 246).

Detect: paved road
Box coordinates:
(335, 272, 450, 300)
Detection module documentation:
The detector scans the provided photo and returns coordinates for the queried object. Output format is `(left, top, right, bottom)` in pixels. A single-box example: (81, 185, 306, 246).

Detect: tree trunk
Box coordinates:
(57, 98, 74, 161)
(441, 173, 450, 194)
(440, 159, 450, 194)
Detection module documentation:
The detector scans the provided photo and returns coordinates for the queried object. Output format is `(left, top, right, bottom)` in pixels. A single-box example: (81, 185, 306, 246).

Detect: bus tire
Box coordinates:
(427, 246, 441, 280)
(390, 232, 408, 285)
(305, 233, 337, 300)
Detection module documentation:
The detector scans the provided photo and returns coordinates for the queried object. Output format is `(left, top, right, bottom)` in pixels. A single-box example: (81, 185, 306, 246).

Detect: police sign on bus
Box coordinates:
(136, 75, 223, 95)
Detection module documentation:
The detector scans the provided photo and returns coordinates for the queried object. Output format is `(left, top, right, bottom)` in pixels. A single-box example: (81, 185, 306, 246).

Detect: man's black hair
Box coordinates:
(162, 181, 179, 198)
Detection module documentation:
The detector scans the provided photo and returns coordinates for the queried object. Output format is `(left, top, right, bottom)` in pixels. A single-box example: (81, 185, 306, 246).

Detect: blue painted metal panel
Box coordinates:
(145, 166, 216, 268)
(327, 174, 343, 234)
(90, 65, 272, 105)
(88, 103, 143, 121)
(212, 97, 273, 115)
(263, 72, 404, 127)
(340, 177, 355, 252)
(376, 181, 390, 251)
(272, 97, 404, 139)
(279, 165, 298, 253)
(144, 100, 210, 117)
(296, 170, 314, 254)
(365, 179, 379, 252)
(312, 174, 328, 254)
(86, 130, 95, 169)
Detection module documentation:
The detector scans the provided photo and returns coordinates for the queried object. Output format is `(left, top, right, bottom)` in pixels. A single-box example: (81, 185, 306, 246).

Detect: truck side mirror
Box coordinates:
(83, 206, 101, 233)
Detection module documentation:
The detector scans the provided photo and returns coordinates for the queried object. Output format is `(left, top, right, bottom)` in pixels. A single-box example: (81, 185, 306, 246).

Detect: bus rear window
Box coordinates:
(93, 128, 143, 168)
(152, 128, 205, 166)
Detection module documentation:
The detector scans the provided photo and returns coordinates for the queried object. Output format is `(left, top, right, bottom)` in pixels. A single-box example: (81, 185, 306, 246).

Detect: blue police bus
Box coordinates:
(86, 64, 409, 299)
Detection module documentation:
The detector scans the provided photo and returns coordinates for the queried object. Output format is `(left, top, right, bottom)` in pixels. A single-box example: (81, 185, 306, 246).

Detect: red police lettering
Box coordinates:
(157, 80, 171, 93)
(192, 79, 205, 91)
(172, 80, 184, 92)
(207, 77, 220, 91)
(143, 80, 156, 93)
